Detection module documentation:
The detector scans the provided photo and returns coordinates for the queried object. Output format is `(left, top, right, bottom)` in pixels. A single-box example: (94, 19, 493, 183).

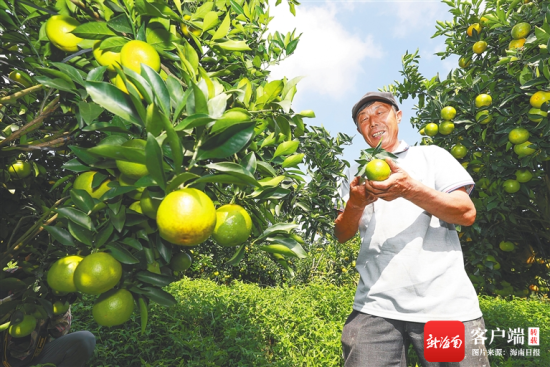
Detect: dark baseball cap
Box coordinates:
(352, 91, 400, 122)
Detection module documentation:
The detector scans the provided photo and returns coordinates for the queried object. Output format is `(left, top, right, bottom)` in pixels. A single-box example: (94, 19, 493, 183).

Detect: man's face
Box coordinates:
(356, 101, 402, 152)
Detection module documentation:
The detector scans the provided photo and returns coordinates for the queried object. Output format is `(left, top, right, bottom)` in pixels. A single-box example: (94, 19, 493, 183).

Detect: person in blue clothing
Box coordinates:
(334, 92, 490, 367)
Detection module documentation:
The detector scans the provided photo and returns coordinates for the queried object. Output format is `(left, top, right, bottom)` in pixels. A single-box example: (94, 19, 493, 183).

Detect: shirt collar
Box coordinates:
(391, 140, 410, 154)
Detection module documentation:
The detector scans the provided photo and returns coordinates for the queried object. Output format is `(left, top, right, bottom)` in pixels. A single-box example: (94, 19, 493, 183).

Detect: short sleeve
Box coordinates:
(431, 146, 475, 195)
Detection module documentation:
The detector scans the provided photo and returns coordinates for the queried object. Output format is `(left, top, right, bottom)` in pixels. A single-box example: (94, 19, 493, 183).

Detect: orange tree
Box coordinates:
(0, 0, 350, 329)
(387, 0, 550, 298)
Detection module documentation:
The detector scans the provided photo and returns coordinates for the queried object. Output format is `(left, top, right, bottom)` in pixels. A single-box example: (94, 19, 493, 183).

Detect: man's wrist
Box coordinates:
(346, 201, 367, 211)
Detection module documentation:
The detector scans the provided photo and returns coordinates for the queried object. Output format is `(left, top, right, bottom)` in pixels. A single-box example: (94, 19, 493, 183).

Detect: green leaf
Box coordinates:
(262, 80, 284, 103)
(95, 224, 114, 248)
(87, 145, 145, 164)
(145, 133, 166, 191)
(141, 65, 171, 116)
(215, 40, 251, 51)
(34, 76, 76, 94)
(166, 172, 200, 193)
(230, 0, 245, 16)
(192, 174, 252, 186)
(67, 221, 93, 247)
(192, 82, 209, 114)
(165, 76, 184, 112)
(206, 162, 260, 186)
(264, 235, 306, 258)
(120, 237, 144, 250)
(87, 66, 108, 81)
(109, 207, 126, 232)
(96, 36, 127, 52)
(253, 223, 299, 243)
(51, 62, 86, 86)
(174, 114, 215, 131)
(107, 14, 132, 34)
(56, 207, 94, 231)
(85, 81, 143, 126)
(70, 189, 95, 213)
(273, 140, 299, 158)
(226, 244, 246, 266)
(140, 286, 177, 307)
(298, 110, 315, 118)
(146, 24, 176, 50)
(211, 108, 251, 133)
(197, 123, 254, 160)
(258, 175, 285, 187)
(282, 153, 304, 168)
(202, 11, 220, 32)
(44, 226, 75, 247)
(136, 271, 174, 287)
(72, 22, 116, 39)
(212, 13, 230, 41)
(77, 101, 104, 125)
(106, 243, 140, 264)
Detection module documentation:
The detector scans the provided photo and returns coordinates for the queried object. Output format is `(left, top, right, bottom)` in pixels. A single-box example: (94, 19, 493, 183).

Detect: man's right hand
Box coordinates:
(348, 176, 378, 210)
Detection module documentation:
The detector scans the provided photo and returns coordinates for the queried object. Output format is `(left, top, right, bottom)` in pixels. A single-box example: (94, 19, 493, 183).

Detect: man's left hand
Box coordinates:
(364, 158, 415, 201)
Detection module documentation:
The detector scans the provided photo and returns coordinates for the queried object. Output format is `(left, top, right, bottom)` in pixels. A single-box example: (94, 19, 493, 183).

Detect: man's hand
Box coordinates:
(349, 176, 378, 209)
(364, 158, 414, 201)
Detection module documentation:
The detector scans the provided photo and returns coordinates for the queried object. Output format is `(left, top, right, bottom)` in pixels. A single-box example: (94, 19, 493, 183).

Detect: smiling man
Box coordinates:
(335, 92, 490, 367)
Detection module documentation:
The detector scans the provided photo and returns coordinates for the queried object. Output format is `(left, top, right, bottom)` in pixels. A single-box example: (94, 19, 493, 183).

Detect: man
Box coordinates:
(1, 267, 96, 367)
(335, 92, 490, 367)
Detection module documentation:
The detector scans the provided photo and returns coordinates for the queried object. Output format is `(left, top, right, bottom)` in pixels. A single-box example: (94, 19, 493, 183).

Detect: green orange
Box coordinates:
(425, 123, 439, 136)
(212, 204, 253, 247)
(52, 301, 70, 315)
(439, 121, 455, 135)
(73, 171, 112, 200)
(529, 91, 550, 108)
(92, 41, 121, 72)
(459, 58, 471, 68)
(475, 110, 492, 124)
(365, 159, 391, 181)
(116, 139, 149, 180)
(515, 169, 533, 183)
(92, 288, 134, 327)
(514, 141, 536, 156)
(120, 40, 161, 73)
(451, 144, 468, 159)
(499, 241, 515, 252)
(440, 106, 457, 120)
(47, 255, 83, 293)
(508, 128, 529, 144)
(169, 252, 193, 272)
(475, 94, 492, 108)
(467, 23, 482, 37)
(45, 15, 83, 52)
(528, 108, 547, 122)
(157, 188, 217, 246)
(511, 23, 531, 39)
(74, 252, 122, 295)
(9, 315, 36, 338)
(8, 160, 32, 179)
(503, 179, 520, 193)
(472, 40, 487, 54)
(509, 38, 526, 49)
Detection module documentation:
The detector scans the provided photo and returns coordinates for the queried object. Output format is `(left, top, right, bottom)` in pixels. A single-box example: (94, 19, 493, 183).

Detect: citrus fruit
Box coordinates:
(529, 91, 549, 108)
(511, 22, 531, 39)
(425, 122, 439, 136)
(499, 241, 515, 252)
(365, 159, 391, 181)
(439, 121, 455, 135)
(529, 284, 539, 292)
(459, 57, 471, 68)
(509, 38, 526, 49)
(451, 144, 468, 159)
(8, 160, 32, 179)
(74, 252, 122, 295)
(467, 23, 482, 37)
(113, 75, 144, 99)
(73, 171, 112, 200)
(157, 188, 217, 246)
(477, 177, 490, 189)
(503, 179, 520, 193)
(169, 252, 193, 272)
(419, 128, 426, 135)
(47, 255, 83, 293)
(115, 139, 149, 180)
(92, 288, 134, 327)
(181, 15, 202, 38)
(118, 173, 144, 200)
(9, 70, 32, 88)
(515, 169, 533, 183)
(52, 301, 70, 315)
(45, 15, 83, 52)
(9, 315, 36, 338)
(440, 106, 456, 120)
(120, 40, 161, 73)
(472, 40, 487, 54)
(140, 188, 162, 219)
(528, 107, 547, 122)
(480, 16, 489, 26)
(212, 204, 253, 247)
(475, 94, 492, 108)
(475, 110, 492, 124)
(508, 128, 530, 144)
(514, 141, 536, 156)
(92, 41, 121, 72)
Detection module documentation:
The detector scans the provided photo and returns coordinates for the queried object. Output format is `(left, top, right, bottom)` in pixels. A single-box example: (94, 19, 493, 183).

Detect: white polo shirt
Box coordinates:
(337, 141, 482, 323)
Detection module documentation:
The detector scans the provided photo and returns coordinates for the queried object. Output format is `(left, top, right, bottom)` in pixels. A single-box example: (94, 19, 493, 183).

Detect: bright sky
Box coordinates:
(267, 0, 458, 166)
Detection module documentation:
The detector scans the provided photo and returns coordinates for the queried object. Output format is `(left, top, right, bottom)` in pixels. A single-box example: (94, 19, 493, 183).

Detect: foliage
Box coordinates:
(70, 278, 550, 366)
(0, 0, 350, 329)
(386, 0, 550, 298)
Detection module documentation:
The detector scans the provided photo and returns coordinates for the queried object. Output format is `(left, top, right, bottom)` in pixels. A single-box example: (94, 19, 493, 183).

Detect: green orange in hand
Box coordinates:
(365, 159, 391, 181)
